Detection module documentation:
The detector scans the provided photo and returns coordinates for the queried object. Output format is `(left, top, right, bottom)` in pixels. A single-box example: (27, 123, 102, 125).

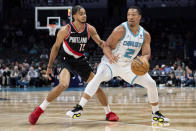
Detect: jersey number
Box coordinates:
(124, 49, 135, 58)
(79, 44, 86, 51)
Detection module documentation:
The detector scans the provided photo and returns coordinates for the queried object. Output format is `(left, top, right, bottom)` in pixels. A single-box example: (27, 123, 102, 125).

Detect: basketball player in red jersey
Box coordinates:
(28, 5, 119, 125)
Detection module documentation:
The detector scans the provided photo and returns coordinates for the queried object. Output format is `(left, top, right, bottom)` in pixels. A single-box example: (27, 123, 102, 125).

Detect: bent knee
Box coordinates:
(96, 88, 102, 95)
(58, 83, 68, 91)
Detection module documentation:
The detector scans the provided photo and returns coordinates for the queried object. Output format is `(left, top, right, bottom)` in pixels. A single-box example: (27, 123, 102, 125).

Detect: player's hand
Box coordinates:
(140, 55, 149, 62)
(136, 56, 147, 63)
(46, 67, 54, 80)
(108, 54, 119, 64)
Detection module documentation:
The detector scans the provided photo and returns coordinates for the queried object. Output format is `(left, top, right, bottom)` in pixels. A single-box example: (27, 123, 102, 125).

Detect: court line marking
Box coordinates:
(0, 113, 181, 131)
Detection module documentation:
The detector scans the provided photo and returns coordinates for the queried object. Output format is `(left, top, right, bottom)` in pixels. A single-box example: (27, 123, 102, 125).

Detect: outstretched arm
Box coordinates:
(141, 31, 151, 61)
(103, 25, 125, 63)
(88, 24, 105, 49)
(47, 25, 70, 80)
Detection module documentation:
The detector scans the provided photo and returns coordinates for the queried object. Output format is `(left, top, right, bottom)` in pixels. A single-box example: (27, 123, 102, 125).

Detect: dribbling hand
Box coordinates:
(46, 67, 54, 80)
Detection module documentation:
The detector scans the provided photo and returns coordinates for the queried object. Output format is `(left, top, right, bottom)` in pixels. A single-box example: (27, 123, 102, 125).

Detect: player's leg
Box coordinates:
(28, 68, 71, 125)
(86, 72, 119, 121)
(45, 68, 71, 102)
(86, 72, 108, 106)
(66, 63, 118, 121)
(134, 73, 170, 122)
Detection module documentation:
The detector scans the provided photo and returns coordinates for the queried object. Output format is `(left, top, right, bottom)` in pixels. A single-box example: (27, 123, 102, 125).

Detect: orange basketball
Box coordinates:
(131, 56, 150, 76)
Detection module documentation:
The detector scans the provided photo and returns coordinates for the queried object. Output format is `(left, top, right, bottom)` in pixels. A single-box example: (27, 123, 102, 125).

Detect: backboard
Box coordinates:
(35, 6, 72, 30)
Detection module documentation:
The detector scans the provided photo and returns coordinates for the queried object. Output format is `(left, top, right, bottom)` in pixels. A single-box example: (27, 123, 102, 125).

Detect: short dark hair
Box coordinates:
(72, 5, 84, 15)
(129, 6, 142, 16)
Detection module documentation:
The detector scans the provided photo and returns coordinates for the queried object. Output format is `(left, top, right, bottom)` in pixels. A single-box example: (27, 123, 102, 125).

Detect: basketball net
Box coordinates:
(47, 24, 57, 36)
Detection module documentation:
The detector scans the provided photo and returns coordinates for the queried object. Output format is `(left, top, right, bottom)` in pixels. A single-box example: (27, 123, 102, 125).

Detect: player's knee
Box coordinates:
(93, 73, 104, 83)
(58, 83, 68, 91)
(96, 88, 102, 95)
(96, 73, 110, 83)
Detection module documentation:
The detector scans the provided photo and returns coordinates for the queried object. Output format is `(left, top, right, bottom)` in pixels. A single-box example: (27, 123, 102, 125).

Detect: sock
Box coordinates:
(152, 105, 159, 114)
(79, 97, 88, 107)
(39, 99, 50, 111)
(104, 105, 111, 114)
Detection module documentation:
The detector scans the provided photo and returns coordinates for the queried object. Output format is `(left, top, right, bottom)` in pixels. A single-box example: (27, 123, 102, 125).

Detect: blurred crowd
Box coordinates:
(150, 63, 195, 87)
(0, 58, 195, 88)
(0, 61, 49, 87)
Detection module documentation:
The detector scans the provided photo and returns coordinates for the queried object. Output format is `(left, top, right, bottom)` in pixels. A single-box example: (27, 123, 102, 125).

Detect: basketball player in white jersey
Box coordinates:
(67, 6, 169, 123)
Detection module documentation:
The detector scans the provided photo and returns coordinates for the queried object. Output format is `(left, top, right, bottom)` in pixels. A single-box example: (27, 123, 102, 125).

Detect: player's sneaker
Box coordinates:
(152, 111, 170, 122)
(66, 104, 83, 119)
(106, 112, 119, 121)
(28, 106, 44, 125)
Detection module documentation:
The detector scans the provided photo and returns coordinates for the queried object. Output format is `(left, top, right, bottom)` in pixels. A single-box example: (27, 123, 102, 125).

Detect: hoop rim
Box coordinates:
(48, 24, 57, 36)
(47, 24, 57, 29)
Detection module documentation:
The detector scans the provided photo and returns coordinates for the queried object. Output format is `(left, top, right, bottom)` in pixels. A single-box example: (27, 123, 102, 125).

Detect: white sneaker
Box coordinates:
(152, 111, 170, 122)
(66, 104, 83, 119)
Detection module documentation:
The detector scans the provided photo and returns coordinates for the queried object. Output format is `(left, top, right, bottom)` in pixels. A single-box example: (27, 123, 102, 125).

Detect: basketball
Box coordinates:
(131, 56, 150, 76)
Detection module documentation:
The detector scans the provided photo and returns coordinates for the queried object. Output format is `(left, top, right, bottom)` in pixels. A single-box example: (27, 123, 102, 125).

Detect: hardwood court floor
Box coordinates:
(0, 87, 196, 131)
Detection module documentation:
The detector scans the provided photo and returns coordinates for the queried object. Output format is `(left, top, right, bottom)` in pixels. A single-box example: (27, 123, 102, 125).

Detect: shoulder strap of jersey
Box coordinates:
(65, 24, 71, 40)
(120, 22, 127, 41)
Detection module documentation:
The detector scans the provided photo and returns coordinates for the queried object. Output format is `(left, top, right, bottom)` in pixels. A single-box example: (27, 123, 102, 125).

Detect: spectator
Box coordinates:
(159, 64, 168, 85)
(185, 66, 195, 86)
(17, 71, 30, 87)
(151, 65, 161, 85)
(164, 65, 172, 74)
(174, 65, 185, 86)
(27, 67, 39, 86)
(2, 67, 11, 86)
(10, 66, 20, 86)
(39, 64, 49, 86)
(165, 73, 177, 87)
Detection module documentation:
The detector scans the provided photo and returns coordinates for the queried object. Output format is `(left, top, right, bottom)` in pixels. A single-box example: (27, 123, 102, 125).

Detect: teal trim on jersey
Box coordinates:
(142, 28, 145, 45)
(106, 64, 113, 80)
(120, 24, 126, 41)
(127, 21, 140, 37)
(131, 75, 138, 85)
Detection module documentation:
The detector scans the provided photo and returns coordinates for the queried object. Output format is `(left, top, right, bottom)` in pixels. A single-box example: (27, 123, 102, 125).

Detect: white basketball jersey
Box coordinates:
(111, 21, 145, 66)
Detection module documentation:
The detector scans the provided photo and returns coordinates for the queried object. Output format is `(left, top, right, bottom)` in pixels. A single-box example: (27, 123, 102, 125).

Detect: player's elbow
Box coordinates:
(53, 43, 60, 51)
(99, 41, 104, 49)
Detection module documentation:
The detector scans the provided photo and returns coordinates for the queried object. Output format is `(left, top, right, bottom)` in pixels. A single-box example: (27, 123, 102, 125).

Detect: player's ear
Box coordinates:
(138, 15, 141, 20)
(73, 14, 76, 21)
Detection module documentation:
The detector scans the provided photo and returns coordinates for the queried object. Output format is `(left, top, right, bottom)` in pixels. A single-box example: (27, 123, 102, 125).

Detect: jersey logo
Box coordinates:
(69, 37, 88, 43)
(123, 41, 142, 47)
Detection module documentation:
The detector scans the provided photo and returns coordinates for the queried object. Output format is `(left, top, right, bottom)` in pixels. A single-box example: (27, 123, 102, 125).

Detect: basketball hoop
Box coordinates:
(47, 24, 57, 36)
